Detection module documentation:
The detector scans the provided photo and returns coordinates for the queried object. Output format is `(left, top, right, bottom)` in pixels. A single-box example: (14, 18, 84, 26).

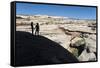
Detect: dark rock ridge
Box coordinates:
(15, 31, 79, 66)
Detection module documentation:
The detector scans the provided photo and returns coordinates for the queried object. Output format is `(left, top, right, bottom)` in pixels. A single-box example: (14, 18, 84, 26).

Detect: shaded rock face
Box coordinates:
(15, 31, 78, 66)
(69, 43, 86, 57)
(69, 36, 97, 61)
(78, 49, 96, 61)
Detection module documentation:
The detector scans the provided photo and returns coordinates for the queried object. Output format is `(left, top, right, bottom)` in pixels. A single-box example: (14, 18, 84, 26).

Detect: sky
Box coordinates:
(16, 2, 96, 19)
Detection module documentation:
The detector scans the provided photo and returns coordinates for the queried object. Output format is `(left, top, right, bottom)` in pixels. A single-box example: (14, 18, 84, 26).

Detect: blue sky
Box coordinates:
(16, 3, 96, 19)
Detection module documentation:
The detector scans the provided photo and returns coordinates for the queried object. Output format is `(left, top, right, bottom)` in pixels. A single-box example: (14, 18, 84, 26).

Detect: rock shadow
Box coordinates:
(15, 31, 79, 66)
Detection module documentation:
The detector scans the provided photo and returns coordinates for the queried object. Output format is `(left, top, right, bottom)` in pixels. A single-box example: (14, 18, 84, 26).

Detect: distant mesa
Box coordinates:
(16, 14, 96, 26)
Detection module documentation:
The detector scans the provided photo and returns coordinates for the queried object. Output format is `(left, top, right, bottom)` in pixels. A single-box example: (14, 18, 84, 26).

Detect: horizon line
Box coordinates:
(16, 14, 96, 20)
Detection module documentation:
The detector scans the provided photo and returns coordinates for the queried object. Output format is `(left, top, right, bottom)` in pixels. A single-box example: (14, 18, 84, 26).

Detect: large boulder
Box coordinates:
(69, 36, 86, 57)
(70, 37, 86, 47)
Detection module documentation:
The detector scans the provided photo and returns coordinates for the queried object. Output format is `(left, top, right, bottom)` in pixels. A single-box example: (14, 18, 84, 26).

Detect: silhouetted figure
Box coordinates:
(35, 23, 40, 35)
(31, 22, 34, 35)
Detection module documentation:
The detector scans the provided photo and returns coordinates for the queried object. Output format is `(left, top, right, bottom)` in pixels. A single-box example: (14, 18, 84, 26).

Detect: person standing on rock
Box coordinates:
(31, 22, 34, 35)
(35, 23, 40, 35)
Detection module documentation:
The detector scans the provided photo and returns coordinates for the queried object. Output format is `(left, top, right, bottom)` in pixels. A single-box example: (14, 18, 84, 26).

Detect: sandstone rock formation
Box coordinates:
(16, 14, 97, 62)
